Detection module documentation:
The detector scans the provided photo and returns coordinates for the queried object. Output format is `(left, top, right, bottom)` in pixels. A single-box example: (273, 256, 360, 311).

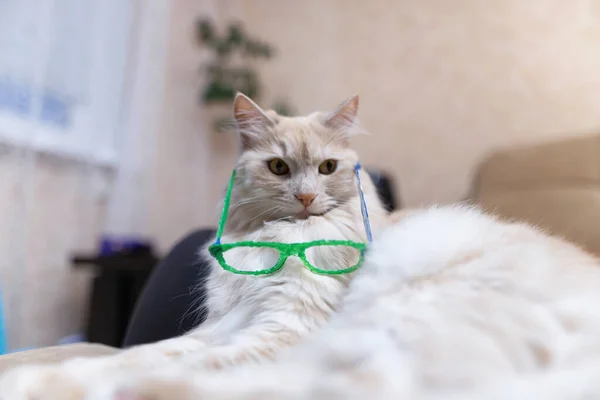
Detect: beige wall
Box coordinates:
(146, 0, 219, 251)
(165, 0, 600, 215)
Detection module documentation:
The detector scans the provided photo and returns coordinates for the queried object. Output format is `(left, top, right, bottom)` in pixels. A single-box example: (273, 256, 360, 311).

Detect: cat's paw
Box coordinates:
(0, 363, 88, 400)
(0, 359, 131, 400)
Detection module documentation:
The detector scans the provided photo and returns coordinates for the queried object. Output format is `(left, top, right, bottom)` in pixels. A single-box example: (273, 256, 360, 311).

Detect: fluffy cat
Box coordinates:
(0, 93, 389, 397)
(16, 205, 600, 400)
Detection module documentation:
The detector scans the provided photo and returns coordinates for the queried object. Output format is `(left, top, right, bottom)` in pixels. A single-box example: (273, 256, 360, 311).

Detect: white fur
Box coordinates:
(99, 205, 600, 400)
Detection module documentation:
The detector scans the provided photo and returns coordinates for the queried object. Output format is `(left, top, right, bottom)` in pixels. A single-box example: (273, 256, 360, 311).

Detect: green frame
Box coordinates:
(208, 163, 373, 276)
(209, 240, 366, 276)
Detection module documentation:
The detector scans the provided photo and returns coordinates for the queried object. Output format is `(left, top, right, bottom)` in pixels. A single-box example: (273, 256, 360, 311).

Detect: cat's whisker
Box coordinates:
(271, 215, 295, 223)
(247, 205, 284, 224)
(264, 206, 286, 221)
(229, 195, 263, 209)
(232, 202, 275, 217)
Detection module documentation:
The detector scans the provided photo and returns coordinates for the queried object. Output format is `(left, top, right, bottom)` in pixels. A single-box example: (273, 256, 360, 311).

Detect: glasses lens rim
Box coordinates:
(301, 245, 365, 275)
(214, 244, 284, 275)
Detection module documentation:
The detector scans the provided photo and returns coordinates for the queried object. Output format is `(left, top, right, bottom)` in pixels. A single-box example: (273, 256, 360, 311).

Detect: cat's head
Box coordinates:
(231, 93, 364, 222)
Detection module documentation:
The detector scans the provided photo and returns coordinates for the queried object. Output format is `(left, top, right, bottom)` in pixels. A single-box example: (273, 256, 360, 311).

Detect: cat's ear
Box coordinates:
(233, 92, 274, 150)
(324, 95, 359, 132)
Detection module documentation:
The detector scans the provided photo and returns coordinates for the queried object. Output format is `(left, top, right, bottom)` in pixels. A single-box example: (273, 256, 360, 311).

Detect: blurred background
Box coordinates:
(2, 0, 600, 352)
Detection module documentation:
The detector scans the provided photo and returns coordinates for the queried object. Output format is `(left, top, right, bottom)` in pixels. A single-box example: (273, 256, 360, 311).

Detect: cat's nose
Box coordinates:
(295, 193, 316, 207)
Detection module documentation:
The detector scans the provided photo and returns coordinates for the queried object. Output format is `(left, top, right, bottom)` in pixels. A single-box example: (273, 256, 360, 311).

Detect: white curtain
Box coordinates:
(0, 0, 92, 103)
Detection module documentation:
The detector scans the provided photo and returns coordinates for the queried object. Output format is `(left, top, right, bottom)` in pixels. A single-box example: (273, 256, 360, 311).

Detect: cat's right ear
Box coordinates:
(233, 93, 273, 150)
(324, 95, 359, 132)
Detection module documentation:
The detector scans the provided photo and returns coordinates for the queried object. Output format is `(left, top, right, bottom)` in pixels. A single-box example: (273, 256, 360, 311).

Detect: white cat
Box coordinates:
(4, 95, 600, 400)
(0, 93, 390, 398)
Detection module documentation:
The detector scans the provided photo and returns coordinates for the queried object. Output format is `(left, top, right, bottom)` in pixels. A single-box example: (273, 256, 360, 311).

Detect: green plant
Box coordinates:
(196, 19, 294, 130)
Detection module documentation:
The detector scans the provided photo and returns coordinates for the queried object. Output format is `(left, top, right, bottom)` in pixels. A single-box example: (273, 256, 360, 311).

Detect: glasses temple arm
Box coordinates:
(354, 162, 374, 243)
(215, 169, 237, 244)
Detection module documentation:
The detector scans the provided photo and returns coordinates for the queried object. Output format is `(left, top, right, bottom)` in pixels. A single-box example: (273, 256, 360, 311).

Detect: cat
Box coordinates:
(14, 204, 600, 400)
(0, 93, 390, 398)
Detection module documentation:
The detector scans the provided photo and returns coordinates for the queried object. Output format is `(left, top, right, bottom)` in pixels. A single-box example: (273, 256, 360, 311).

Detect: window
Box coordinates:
(0, 0, 133, 166)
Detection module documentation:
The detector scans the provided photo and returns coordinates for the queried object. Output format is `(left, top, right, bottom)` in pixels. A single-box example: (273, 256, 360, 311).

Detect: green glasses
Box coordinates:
(208, 163, 373, 276)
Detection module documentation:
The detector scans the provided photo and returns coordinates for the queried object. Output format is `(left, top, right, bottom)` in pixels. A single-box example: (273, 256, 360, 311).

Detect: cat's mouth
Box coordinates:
(295, 209, 329, 220)
(296, 210, 312, 219)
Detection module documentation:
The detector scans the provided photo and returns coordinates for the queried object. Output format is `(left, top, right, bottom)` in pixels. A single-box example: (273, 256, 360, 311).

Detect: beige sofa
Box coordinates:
(2, 134, 599, 370)
(473, 134, 600, 257)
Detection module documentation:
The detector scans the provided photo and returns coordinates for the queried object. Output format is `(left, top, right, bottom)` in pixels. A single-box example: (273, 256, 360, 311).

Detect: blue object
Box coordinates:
(355, 162, 373, 243)
(57, 334, 86, 345)
(0, 286, 7, 355)
(100, 235, 152, 256)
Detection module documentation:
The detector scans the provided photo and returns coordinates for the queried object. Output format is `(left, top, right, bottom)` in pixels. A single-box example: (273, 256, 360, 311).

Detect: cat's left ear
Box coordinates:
(324, 95, 359, 132)
(233, 92, 274, 150)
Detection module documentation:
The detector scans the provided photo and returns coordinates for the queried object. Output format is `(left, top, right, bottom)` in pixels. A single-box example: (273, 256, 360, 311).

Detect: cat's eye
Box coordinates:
(318, 159, 337, 175)
(268, 158, 290, 176)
